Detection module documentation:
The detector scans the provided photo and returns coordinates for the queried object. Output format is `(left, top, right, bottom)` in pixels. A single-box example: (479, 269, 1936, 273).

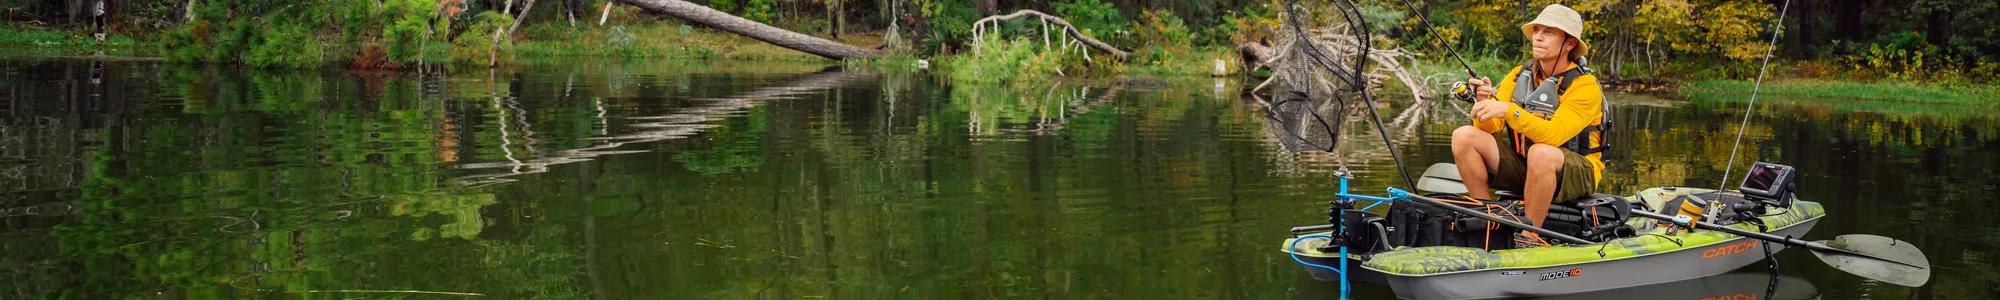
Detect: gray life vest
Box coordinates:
(1505, 58, 1611, 157)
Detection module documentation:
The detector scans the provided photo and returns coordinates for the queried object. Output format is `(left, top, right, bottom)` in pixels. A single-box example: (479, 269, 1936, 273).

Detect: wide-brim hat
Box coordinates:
(1520, 4, 1589, 58)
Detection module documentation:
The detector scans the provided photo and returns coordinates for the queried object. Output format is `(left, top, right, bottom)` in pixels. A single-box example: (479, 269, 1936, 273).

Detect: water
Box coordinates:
(0, 58, 1993, 299)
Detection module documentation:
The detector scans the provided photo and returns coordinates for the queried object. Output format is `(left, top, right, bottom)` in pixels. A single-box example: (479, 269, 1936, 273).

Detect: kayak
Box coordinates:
(1282, 187, 1825, 299)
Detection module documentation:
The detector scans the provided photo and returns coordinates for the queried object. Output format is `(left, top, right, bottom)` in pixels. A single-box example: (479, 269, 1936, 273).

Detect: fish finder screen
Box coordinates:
(1742, 165, 1784, 192)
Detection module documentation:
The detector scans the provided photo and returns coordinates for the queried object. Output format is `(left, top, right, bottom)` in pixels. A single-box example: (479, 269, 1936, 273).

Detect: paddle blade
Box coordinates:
(1809, 234, 1931, 287)
(1416, 163, 1468, 194)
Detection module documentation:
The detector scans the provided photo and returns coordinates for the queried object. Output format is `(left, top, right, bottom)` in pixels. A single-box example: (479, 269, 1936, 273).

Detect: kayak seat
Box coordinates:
(1489, 191, 1639, 243)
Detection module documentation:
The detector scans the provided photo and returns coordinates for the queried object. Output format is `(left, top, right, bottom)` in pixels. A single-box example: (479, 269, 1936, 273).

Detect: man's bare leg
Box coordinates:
(1523, 144, 1566, 227)
(1450, 126, 1502, 200)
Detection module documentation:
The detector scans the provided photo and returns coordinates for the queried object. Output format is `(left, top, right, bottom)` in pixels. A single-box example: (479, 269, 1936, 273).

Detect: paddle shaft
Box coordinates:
(1627, 210, 1920, 268)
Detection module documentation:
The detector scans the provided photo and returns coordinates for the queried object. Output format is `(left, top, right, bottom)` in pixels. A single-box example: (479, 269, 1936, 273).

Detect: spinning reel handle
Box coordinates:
(1450, 82, 1478, 103)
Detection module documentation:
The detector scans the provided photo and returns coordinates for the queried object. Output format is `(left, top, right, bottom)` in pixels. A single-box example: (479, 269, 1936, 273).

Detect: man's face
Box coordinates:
(1529, 25, 1572, 61)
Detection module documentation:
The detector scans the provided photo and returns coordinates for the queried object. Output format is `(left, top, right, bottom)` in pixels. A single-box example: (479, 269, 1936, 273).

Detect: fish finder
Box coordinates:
(1738, 162, 1797, 207)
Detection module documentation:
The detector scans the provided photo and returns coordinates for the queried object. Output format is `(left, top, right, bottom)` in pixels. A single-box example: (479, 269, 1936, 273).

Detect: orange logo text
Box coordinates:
(1701, 241, 1760, 259)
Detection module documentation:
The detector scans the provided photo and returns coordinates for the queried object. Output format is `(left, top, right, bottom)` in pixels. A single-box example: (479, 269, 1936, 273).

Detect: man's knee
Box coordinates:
(1526, 144, 1565, 174)
(1451, 126, 1491, 150)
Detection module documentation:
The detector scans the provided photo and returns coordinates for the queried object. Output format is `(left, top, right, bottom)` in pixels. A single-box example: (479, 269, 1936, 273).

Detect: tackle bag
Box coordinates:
(1387, 195, 1521, 251)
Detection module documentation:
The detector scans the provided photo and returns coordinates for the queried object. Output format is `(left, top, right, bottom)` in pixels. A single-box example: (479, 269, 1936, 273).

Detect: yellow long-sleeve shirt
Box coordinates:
(1473, 62, 1605, 183)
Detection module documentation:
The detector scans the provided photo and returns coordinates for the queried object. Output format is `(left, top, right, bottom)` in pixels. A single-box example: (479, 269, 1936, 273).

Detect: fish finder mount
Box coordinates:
(1737, 162, 1798, 208)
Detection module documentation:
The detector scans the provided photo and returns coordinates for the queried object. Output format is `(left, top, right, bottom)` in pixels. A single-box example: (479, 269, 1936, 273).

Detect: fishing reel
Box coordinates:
(1449, 81, 1477, 103)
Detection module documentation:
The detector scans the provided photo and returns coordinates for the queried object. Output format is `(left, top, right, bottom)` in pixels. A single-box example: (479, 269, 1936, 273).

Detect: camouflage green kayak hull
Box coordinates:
(1283, 187, 1825, 299)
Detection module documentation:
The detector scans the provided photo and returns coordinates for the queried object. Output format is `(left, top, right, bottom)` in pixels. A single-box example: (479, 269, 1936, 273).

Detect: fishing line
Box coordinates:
(1717, 0, 1792, 191)
(1392, 0, 1480, 78)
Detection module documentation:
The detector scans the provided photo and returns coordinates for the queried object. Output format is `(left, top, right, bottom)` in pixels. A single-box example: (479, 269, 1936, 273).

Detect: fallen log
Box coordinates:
(614, 0, 882, 59)
(971, 9, 1129, 60)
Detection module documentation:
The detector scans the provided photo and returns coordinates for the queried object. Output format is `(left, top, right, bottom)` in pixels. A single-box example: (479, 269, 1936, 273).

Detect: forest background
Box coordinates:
(2, 0, 1996, 97)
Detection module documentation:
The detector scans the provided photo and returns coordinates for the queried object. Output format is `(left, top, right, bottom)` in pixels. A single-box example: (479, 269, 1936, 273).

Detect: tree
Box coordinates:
(613, 0, 881, 59)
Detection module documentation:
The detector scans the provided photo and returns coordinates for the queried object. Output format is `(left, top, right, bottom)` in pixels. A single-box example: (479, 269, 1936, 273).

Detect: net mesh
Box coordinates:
(1264, 0, 1370, 153)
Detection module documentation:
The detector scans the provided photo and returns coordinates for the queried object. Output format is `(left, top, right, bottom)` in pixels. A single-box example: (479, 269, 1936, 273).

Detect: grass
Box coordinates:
(1681, 79, 1999, 105)
(1678, 79, 2000, 119)
(1117, 46, 1240, 76)
(512, 22, 843, 62)
(0, 26, 153, 57)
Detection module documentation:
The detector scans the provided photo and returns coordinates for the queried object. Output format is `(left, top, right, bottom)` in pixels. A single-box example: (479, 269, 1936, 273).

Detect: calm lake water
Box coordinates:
(1, 57, 1994, 299)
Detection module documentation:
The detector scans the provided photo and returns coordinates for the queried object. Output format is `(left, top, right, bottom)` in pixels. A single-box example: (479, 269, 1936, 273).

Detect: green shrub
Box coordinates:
(160, 0, 440, 67)
(920, 0, 981, 55)
(1136, 10, 1192, 52)
(381, 0, 439, 63)
(945, 35, 1089, 83)
(743, 0, 775, 23)
(244, 24, 325, 68)
(1053, 0, 1128, 38)
(451, 12, 518, 64)
(1205, 5, 1274, 47)
(605, 25, 643, 57)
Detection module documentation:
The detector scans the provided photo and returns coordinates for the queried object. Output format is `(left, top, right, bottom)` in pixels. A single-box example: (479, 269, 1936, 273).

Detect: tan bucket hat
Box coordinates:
(1520, 4, 1590, 58)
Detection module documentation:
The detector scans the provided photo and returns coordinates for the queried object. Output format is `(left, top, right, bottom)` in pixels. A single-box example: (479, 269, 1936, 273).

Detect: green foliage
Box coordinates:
(710, 0, 740, 14)
(1204, 4, 1275, 47)
(606, 25, 644, 57)
(451, 12, 518, 64)
(0, 27, 71, 46)
(743, 0, 776, 23)
(945, 36, 1041, 83)
(157, 0, 440, 67)
(1053, 0, 1129, 38)
(1855, 37, 1938, 82)
(1684, 79, 1998, 106)
(1908, 0, 2000, 63)
(0, 26, 145, 56)
(243, 24, 325, 68)
(706, 0, 774, 22)
(944, 35, 1090, 83)
(381, 0, 439, 63)
(917, 0, 981, 55)
(1135, 10, 1193, 51)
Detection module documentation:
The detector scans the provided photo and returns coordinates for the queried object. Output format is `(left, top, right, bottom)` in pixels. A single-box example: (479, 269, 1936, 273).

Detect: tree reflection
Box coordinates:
(1, 58, 1995, 299)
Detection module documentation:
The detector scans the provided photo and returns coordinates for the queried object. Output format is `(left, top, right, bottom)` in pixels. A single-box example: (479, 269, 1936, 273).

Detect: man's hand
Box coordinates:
(1471, 100, 1510, 121)
(1467, 77, 1497, 101)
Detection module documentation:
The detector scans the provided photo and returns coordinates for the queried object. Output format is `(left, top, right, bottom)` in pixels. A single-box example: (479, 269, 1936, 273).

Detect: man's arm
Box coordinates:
(1472, 67, 1525, 133)
(1502, 75, 1602, 145)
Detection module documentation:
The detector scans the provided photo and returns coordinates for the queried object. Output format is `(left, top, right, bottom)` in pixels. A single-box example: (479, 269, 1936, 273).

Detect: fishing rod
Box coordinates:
(1609, 0, 1932, 287)
(1392, 0, 1480, 79)
(1390, 0, 1485, 103)
(1715, 0, 1791, 192)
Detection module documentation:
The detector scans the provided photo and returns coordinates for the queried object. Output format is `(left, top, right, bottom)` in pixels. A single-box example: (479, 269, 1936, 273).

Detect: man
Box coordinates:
(1451, 4, 1606, 232)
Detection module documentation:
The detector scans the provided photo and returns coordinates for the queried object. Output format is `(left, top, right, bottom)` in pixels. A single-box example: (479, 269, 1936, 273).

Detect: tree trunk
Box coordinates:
(510, 0, 536, 34)
(973, 10, 1128, 59)
(614, 0, 882, 59)
(599, 0, 613, 25)
(830, 0, 843, 39)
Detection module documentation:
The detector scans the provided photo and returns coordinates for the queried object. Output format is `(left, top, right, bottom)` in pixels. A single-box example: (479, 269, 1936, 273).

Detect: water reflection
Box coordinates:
(0, 57, 1994, 299)
(452, 69, 877, 186)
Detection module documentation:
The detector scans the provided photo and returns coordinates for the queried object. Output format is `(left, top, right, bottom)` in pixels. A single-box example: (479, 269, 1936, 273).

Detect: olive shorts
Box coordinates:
(1488, 135, 1597, 202)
